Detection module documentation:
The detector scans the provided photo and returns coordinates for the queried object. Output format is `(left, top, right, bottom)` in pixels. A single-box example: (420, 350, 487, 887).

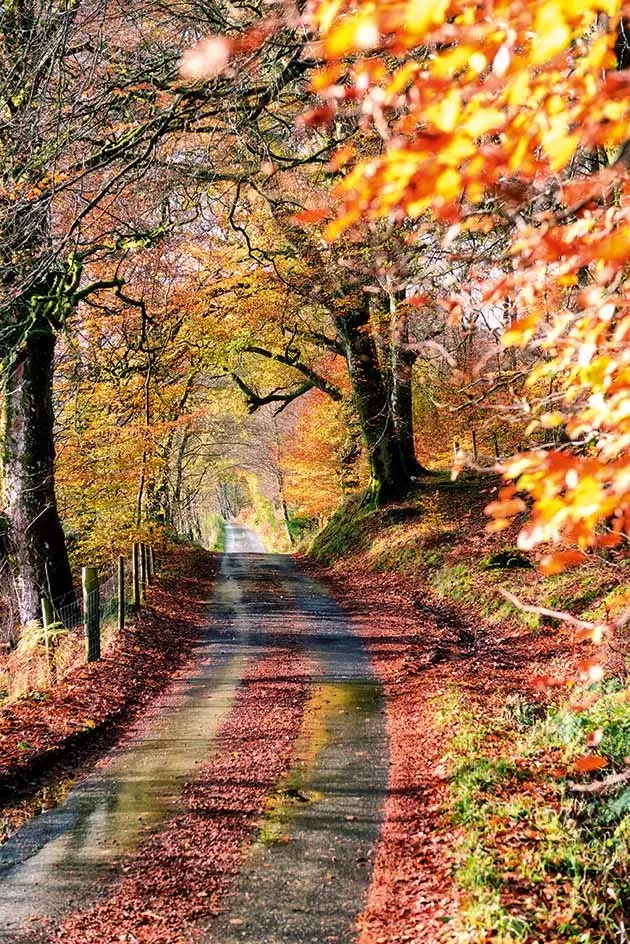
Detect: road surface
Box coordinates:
(0, 523, 388, 943)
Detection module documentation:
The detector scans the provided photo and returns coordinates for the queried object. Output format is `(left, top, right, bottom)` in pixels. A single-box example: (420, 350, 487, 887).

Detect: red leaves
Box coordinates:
(531, 674, 567, 691)
(54, 650, 310, 943)
(300, 104, 337, 127)
(0, 547, 216, 803)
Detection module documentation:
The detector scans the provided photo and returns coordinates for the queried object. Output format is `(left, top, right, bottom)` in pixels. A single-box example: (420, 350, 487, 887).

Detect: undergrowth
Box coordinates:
(309, 480, 629, 637)
(436, 684, 630, 943)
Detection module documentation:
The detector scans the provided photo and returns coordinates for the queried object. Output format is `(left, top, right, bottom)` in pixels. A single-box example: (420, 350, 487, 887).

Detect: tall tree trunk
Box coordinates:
(389, 302, 427, 477)
(335, 300, 413, 505)
(1, 313, 75, 624)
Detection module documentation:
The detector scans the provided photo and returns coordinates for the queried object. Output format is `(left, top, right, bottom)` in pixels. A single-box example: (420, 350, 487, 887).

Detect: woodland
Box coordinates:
(0, 0, 629, 942)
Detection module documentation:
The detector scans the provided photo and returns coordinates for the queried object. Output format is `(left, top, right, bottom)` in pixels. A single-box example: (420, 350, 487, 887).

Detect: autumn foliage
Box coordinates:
(301, 0, 630, 566)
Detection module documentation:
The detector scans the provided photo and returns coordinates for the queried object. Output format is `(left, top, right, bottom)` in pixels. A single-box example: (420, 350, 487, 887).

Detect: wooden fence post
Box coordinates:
(41, 597, 55, 680)
(82, 566, 100, 663)
(118, 555, 125, 631)
(132, 542, 141, 609)
(140, 543, 148, 598)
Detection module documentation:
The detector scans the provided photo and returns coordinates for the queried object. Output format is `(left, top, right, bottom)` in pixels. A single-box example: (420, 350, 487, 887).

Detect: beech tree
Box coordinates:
(301, 0, 630, 565)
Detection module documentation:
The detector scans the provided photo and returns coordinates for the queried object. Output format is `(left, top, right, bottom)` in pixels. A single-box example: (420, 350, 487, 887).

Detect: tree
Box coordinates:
(301, 0, 629, 561)
(0, 0, 314, 620)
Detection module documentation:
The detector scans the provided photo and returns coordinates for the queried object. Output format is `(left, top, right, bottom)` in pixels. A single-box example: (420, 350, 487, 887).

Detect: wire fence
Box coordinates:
(46, 546, 154, 633)
(0, 544, 159, 701)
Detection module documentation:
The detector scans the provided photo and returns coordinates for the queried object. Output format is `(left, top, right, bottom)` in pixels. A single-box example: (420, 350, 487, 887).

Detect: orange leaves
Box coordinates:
(304, 0, 630, 565)
(575, 624, 606, 644)
(291, 207, 331, 225)
(574, 754, 608, 772)
(306, 0, 630, 237)
(539, 550, 586, 575)
(485, 498, 527, 519)
(328, 144, 356, 171)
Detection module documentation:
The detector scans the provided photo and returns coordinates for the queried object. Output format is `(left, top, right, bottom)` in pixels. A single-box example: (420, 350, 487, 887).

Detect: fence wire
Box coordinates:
(46, 548, 154, 635)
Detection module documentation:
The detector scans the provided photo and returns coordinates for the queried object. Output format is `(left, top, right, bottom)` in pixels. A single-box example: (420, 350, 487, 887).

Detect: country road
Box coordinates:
(0, 524, 388, 943)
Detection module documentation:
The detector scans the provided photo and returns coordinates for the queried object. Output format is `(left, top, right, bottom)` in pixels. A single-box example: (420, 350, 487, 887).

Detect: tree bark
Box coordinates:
(335, 300, 413, 505)
(1, 312, 75, 624)
(389, 306, 427, 477)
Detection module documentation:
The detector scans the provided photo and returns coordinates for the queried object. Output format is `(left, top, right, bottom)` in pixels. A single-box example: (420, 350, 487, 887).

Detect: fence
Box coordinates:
(40, 542, 157, 671)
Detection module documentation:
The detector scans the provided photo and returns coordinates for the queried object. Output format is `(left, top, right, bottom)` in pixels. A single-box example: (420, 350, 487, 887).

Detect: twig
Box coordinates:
(499, 588, 597, 631)
(568, 767, 630, 795)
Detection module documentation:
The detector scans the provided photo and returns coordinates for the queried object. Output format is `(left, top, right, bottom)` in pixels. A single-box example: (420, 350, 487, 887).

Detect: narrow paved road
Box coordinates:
(0, 524, 388, 943)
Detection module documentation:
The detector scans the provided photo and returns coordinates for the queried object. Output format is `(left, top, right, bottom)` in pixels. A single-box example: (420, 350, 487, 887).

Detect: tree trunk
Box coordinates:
(1, 313, 75, 624)
(388, 295, 427, 477)
(390, 347, 427, 477)
(335, 301, 413, 505)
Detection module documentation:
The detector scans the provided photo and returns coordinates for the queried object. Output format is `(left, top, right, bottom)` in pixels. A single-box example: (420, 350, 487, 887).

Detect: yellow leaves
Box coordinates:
(310, 0, 630, 564)
(403, 0, 447, 35)
(463, 108, 505, 138)
(325, 9, 380, 58)
(425, 89, 461, 133)
(531, 4, 571, 65)
(384, 60, 420, 96)
(543, 129, 579, 171)
(435, 168, 462, 201)
(431, 46, 481, 79)
(539, 411, 566, 429)
(315, 0, 344, 35)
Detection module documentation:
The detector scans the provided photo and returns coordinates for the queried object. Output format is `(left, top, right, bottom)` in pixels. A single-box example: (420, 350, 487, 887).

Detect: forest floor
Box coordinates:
(0, 494, 628, 944)
(0, 544, 218, 842)
(306, 473, 630, 943)
(0, 524, 386, 944)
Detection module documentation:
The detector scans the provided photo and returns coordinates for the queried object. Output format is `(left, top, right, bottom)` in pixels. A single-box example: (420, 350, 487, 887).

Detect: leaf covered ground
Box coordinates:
(305, 476, 629, 943)
(0, 545, 218, 838)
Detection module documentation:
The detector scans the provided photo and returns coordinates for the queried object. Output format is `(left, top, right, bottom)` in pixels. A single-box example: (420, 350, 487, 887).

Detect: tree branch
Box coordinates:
(243, 345, 343, 400)
(230, 372, 314, 414)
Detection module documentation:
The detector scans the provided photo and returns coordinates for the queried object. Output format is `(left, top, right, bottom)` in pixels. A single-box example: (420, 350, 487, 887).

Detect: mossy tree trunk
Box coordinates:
(375, 291, 427, 479)
(389, 314, 427, 478)
(335, 300, 413, 505)
(1, 309, 75, 624)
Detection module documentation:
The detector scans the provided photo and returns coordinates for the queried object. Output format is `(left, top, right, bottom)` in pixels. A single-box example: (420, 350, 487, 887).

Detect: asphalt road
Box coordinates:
(0, 524, 388, 943)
